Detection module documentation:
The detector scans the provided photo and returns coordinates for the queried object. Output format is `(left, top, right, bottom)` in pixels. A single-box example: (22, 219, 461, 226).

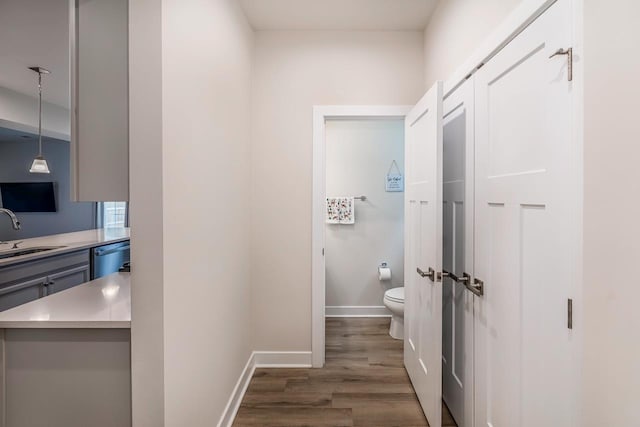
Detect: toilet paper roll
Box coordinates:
(378, 267, 392, 281)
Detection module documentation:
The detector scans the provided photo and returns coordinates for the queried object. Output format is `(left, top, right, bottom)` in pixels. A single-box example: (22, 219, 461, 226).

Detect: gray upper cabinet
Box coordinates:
(70, 0, 129, 202)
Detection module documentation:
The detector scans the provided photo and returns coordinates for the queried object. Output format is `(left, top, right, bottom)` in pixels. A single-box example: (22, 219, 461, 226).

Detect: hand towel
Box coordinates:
(339, 197, 355, 224)
(326, 197, 341, 224)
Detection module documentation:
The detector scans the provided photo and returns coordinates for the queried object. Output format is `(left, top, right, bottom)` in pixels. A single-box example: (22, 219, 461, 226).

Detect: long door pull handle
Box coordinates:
(416, 267, 435, 282)
(549, 47, 573, 81)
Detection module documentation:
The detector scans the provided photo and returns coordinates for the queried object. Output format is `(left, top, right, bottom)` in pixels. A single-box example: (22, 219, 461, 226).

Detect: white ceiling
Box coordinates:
(239, 0, 438, 31)
(0, 0, 70, 108)
(0, 0, 436, 109)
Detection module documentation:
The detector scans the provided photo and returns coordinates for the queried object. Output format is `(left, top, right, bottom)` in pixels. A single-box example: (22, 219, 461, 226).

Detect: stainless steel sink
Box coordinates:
(0, 246, 66, 260)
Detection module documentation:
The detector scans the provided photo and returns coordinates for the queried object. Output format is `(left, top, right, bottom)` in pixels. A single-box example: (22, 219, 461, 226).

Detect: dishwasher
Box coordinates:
(91, 241, 131, 279)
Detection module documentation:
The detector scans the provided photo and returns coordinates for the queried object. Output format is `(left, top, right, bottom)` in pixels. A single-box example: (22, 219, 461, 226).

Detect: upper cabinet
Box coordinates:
(70, 0, 129, 202)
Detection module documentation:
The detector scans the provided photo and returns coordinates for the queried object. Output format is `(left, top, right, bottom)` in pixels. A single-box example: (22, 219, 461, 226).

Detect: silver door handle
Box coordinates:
(549, 47, 573, 81)
(442, 270, 471, 285)
(417, 267, 435, 282)
(465, 277, 484, 296)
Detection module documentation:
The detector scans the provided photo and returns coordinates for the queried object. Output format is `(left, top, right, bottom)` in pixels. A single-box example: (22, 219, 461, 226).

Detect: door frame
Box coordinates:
(311, 105, 412, 368)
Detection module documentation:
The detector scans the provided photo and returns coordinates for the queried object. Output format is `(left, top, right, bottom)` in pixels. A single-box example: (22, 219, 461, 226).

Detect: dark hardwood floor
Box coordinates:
(233, 317, 457, 427)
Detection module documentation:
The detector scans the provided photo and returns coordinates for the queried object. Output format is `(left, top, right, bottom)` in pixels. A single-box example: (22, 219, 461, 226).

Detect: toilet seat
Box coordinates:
(384, 287, 404, 304)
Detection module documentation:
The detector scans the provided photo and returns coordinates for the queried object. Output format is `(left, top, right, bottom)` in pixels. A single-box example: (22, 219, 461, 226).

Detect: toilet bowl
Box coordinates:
(383, 287, 404, 340)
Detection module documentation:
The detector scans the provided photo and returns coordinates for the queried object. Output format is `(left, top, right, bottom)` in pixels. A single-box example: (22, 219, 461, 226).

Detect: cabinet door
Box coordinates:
(70, 0, 129, 201)
(46, 264, 91, 295)
(0, 277, 47, 312)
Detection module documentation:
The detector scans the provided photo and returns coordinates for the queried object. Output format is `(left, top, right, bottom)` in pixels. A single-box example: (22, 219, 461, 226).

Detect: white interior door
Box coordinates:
(442, 78, 475, 427)
(474, 0, 576, 426)
(404, 81, 443, 427)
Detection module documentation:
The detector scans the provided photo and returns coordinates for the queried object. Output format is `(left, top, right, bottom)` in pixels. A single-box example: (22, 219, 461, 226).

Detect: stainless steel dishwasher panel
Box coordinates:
(91, 241, 130, 279)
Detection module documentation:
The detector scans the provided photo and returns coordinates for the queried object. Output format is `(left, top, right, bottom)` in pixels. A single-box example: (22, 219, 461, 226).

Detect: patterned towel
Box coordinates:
(326, 197, 355, 224)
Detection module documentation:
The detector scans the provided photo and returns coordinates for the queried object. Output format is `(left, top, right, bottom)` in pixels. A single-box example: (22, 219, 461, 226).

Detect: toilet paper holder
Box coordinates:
(378, 262, 392, 281)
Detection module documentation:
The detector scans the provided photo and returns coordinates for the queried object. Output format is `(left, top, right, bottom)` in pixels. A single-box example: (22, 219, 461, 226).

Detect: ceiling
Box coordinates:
(239, 0, 438, 31)
(0, 0, 70, 108)
(0, 0, 436, 108)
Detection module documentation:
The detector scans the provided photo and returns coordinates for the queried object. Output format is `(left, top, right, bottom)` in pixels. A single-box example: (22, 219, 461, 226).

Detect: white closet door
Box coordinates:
(442, 78, 474, 427)
(474, 0, 576, 426)
(404, 81, 443, 427)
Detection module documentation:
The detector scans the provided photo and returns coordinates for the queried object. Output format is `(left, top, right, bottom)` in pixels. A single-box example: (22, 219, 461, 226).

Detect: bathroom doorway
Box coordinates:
(312, 105, 461, 427)
(324, 118, 405, 319)
(311, 105, 411, 368)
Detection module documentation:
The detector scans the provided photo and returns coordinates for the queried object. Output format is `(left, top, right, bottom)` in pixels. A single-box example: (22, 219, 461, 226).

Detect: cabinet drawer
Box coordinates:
(0, 250, 90, 287)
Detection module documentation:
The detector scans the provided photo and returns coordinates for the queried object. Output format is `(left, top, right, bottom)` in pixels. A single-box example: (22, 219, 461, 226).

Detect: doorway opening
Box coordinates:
(312, 105, 460, 427)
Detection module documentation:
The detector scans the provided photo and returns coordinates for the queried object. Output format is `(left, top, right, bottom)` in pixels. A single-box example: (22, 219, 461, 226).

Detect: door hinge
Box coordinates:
(549, 47, 573, 82)
(567, 298, 573, 329)
(322, 248, 325, 256)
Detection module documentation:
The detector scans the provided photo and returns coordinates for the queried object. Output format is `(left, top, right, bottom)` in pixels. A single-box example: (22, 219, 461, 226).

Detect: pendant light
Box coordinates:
(28, 66, 51, 174)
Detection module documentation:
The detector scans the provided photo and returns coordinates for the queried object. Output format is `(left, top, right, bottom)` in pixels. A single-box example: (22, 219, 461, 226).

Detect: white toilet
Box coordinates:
(383, 287, 404, 339)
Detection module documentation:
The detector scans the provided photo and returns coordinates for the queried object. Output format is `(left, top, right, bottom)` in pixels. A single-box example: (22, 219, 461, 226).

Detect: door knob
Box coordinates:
(416, 267, 435, 282)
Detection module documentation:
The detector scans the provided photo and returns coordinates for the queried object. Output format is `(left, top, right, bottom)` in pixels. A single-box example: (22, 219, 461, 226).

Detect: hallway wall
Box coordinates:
(422, 0, 522, 89)
(582, 0, 640, 425)
(250, 30, 424, 351)
(129, 0, 254, 425)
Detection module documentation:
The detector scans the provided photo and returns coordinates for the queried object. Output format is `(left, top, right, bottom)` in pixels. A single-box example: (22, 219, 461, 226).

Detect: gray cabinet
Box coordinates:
(0, 276, 47, 312)
(0, 250, 90, 311)
(70, 0, 129, 202)
(46, 264, 91, 295)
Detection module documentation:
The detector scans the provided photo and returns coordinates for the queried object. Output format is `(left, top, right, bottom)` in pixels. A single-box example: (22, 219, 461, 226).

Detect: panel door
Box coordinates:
(442, 78, 475, 427)
(47, 264, 91, 295)
(474, 0, 576, 426)
(0, 276, 47, 312)
(404, 81, 443, 427)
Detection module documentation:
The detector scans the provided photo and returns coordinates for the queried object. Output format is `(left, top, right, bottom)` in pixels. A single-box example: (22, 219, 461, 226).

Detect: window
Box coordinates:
(98, 202, 128, 228)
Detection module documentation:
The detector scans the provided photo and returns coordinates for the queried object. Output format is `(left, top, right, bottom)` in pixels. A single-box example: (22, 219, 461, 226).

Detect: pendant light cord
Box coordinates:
(37, 71, 43, 157)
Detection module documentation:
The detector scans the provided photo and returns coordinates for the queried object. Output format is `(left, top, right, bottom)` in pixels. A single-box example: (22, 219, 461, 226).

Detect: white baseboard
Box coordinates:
(325, 305, 391, 317)
(254, 351, 313, 368)
(217, 352, 256, 427)
(217, 350, 313, 426)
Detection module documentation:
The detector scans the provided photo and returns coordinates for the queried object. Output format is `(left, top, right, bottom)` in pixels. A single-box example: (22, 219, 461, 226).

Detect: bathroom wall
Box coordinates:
(325, 119, 404, 314)
(423, 0, 522, 89)
(0, 137, 95, 240)
(129, 0, 254, 425)
(251, 30, 424, 351)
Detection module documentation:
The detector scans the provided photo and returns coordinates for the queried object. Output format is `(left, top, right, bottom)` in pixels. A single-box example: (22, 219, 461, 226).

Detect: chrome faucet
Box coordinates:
(0, 208, 21, 231)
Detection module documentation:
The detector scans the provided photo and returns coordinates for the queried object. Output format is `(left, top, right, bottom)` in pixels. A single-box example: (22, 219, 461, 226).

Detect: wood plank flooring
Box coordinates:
(233, 318, 457, 427)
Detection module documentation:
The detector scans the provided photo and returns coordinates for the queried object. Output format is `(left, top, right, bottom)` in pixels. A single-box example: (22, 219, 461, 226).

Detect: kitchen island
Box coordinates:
(0, 272, 131, 427)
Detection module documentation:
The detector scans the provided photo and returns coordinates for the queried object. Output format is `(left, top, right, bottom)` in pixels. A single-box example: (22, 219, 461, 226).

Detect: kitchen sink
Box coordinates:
(0, 246, 66, 260)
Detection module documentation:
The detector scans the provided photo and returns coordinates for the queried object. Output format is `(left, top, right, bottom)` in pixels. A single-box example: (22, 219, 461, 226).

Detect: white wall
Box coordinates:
(582, 0, 640, 425)
(422, 0, 522, 88)
(325, 119, 405, 310)
(251, 30, 424, 351)
(129, 0, 254, 425)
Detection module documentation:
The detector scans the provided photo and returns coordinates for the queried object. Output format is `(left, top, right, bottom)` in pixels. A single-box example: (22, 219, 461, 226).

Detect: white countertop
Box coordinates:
(0, 228, 130, 267)
(0, 272, 130, 329)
